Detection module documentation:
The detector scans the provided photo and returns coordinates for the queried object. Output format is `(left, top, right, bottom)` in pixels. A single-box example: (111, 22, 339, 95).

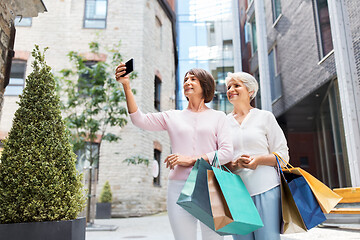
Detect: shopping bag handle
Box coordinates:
(212, 151, 220, 167)
(274, 154, 284, 175)
(272, 152, 294, 170)
(212, 151, 232, 173)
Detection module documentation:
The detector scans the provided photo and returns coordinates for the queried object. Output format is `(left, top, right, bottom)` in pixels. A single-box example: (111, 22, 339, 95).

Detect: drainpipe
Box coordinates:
(327, 0, 360, 186)
(232, 0, 242, 72)
(254, 0, 272, 112)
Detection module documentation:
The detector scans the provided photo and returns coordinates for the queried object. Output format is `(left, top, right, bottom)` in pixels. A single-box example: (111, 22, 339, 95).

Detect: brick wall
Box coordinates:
(249, 0, 337, 117)
(345, 0, 360, 89)
(1, 0, 176, 217)
(0, 1, 15, 123)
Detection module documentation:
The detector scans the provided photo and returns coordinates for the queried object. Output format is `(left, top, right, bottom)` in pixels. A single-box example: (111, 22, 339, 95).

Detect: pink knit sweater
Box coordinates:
(130, 108, 233, 180)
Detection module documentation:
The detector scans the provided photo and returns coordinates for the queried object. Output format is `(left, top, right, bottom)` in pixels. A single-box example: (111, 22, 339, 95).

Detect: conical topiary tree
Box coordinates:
(99, 181, 112, 203)
(0, 46, 86, 224)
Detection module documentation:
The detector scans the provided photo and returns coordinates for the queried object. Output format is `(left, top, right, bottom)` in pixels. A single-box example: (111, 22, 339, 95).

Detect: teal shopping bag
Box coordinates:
(176, 158, 229, 236)
(210, 163, 264, 235)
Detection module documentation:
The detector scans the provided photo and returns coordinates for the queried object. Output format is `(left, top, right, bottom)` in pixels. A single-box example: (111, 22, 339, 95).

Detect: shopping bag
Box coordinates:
(275, 152, 342, 213)
(176, 158, 228, 236)
(207, 170, 233, 230)
(284, 172, 327, 230)
(279, 168, 307, 234)
(209, 158, 263, 235)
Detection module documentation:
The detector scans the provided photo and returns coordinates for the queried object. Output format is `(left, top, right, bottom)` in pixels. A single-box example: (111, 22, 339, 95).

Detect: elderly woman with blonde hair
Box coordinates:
(225, 72, 289, 240)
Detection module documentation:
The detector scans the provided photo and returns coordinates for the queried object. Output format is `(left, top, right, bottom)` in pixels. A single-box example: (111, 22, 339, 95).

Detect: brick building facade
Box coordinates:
(0, 0, 176, 217)
(239, 0, 360, 188)
(0, 0, 46, 139)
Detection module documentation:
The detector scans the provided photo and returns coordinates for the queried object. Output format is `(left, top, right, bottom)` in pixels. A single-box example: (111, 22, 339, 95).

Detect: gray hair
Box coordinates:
(225, 72, 259, 100)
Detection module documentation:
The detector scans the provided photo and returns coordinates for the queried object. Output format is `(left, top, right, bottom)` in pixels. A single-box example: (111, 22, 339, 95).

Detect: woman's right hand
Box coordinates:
(234, 154, 251, 168)
(115, 62, 130, 85)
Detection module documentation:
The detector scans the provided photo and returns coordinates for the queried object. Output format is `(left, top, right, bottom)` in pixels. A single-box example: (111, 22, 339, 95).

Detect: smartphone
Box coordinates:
(120, 58, 134, 77)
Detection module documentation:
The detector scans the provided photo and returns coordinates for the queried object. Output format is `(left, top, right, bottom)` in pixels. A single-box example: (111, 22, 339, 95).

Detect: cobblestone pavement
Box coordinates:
(86, 212, 360, 240)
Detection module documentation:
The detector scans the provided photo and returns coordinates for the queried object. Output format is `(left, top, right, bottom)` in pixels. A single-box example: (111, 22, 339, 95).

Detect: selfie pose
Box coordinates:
(115, 64, 233, 240)
(225, 72, 289, 240)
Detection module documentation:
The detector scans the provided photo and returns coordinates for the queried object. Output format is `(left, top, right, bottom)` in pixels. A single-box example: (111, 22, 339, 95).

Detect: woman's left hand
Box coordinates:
(164, 154, 194, 170)
(236, 154, 259, 170)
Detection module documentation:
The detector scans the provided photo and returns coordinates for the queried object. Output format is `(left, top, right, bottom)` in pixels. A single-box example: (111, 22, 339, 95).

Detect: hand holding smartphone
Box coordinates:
(120, 58, 134, 77)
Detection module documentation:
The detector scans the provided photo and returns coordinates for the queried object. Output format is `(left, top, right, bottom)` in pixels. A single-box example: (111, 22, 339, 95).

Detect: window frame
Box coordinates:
(250, 16, 257, 54)
(153, 149, 161, 186)
(268, 45, 282, 103)
(313, 0, 334, 60)
(154, 76, 162, 111)
(83, 0, 108, 29)
(4, 59, 27, 96)
(78, 60, 99, 97)
(14, 16, 32, 27)
(271, 0, 282, 23)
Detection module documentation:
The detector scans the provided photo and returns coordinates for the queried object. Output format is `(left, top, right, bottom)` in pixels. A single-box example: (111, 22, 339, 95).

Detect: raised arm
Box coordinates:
(115, 62, 137, 114)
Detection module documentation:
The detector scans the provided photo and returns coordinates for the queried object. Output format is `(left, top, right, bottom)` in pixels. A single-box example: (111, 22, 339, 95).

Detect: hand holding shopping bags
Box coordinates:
(208, 159, 263, 235)
(177, 153, 263, 236)
(274, 153, 341, 234)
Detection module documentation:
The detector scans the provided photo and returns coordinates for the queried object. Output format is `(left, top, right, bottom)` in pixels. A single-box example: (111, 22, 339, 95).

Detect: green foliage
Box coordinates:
(57, 41, 137, 166)
(0, 46, 86, 224)
(99, 181, 112, 203)
(123, 156, 149, 166)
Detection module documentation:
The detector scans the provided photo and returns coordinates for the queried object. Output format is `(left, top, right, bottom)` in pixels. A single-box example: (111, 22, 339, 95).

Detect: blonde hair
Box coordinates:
(225, 72, 259, 100)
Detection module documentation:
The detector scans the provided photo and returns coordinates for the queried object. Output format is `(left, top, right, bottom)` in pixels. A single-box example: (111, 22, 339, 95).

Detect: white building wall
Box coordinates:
(0, 0, 175, 216)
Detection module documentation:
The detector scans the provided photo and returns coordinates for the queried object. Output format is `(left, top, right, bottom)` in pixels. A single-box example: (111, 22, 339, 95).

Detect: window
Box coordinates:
(268, 46, 282, 102)
(76, 142, 100, 172)
(154, 76, 161, 111)
(4, 60, 26, 96)
(78, 61, 98, 96)
(271, 0, 282, 23)
(253, 71, 261, 108)
(223, 40, 233, 60)
(314, 0, 333, 58)
(14, 16, 32, 27)
(300, 156, 309, 168)
(84, 0, 108, 29)
(153, 149, 161, 186)
(250, 18, 257, 54)
(155, 16, 163, 50)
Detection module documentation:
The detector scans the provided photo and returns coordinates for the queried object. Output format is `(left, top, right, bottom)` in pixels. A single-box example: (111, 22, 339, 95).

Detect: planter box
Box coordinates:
(0, 217, 85, 240)
(96, 202, 111, 219)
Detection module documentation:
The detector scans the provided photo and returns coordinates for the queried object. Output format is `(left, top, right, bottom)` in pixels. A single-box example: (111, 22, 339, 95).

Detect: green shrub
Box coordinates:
(99, 181, 112, 203)
(0, 46, 86, 224)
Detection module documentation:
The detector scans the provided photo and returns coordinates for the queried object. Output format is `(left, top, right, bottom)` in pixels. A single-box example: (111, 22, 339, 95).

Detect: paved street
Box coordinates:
(86, 212, 360, 240)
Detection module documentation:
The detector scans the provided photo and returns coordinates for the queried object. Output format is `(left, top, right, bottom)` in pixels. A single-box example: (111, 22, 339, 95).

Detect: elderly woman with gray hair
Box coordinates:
(225, 72, 289, 240)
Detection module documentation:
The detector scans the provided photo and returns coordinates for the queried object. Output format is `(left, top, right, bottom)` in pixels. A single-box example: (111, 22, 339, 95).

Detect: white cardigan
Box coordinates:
(227, 108, 289, 196)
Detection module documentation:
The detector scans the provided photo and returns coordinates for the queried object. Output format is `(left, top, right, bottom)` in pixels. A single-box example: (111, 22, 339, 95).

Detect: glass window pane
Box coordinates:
(4, 86, 23, 95)
(84, 0, 107, 29)
(14, 17, 32, 27)
(316, 0, 333, 57)
(9, 78, 24, 85)
(94, 0, 107, 18)
(84, 20, 106, 29)
(177, 0, 191, 15)
(178, 22, 197, 60)
(272, 0, 282, 22)
(251, 19, 257, 53)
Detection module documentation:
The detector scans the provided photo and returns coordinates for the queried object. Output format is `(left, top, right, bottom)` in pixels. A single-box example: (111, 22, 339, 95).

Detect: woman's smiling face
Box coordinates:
(183, 73, 203, 100)
(226, 79, 251, 104)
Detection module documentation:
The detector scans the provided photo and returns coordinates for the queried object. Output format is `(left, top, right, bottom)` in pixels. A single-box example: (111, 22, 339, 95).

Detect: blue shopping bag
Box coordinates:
(284, 172, 327, 230)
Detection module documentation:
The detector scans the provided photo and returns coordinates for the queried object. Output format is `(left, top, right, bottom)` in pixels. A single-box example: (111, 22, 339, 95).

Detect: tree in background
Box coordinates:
(57, 41, 141, 223)
(0, 46, 86, 224)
